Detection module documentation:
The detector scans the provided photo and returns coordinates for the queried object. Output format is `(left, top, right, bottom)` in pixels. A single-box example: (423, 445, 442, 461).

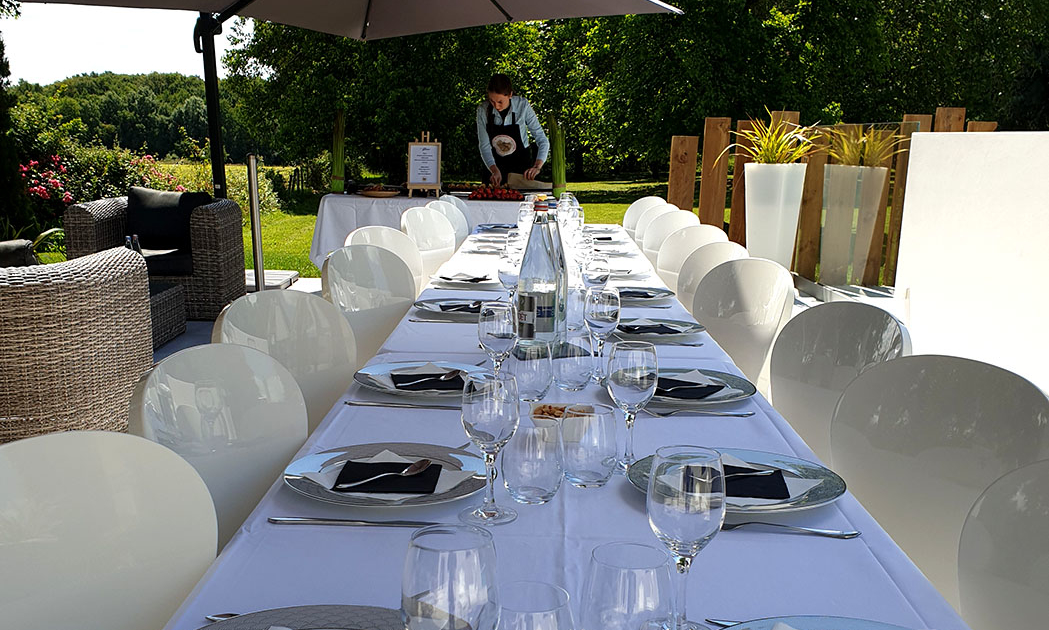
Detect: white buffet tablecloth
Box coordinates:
(165, 226, 968, 630)
(309, 193, 521, 269)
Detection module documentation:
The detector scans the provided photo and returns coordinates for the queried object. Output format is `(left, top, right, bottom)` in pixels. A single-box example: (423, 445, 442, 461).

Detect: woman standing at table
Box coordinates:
(476, 73, 550, 186)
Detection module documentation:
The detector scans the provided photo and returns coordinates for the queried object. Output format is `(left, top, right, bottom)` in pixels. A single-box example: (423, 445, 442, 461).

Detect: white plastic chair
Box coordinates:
(0, 431, 216, 630)
(427, 199, 470, 248)
(830, 355, 1049, 609)
(677, 241, 749, 318)
(212, 290, 358, 433)
(129, 344, 308, 548)
(655, 224, 729, 294)
(439, 194, 472, 225)
(633, 203, 678, 247)
(401, 206, 456, 280)
(347, 225, 426, 296)
(622, 196, 665, 240)
(691, 258, 793, 382)
(769, 302, 911, 463)
(959, 458, 1049, 630)
(323, 244, 416, 364)
(641, 210, 701, 263)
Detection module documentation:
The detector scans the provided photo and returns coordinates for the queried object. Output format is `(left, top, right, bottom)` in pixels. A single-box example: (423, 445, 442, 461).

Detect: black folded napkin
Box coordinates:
(439, 275, 489, 283)
(333, 461, 443, 494)
(618, 288, 657, 299)
(655, 376, 725, 399)
(438, 301, 482, 313)
(478, 223, 515, 231)
(594, 235, 614, 241)
(390, 371, 466, 391)
(619, 322, 683, 335)
(725, 464, 790, 500)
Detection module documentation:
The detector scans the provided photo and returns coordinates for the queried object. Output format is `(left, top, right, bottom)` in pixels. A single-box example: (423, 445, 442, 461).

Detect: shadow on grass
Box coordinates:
(279, 191, 326, 216)
(573, 181, 667, 206)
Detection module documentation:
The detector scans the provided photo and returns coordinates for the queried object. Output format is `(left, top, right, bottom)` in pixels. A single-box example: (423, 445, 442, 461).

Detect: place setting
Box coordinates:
(430, 272, 503, 291)
(411, 297, 484, 323)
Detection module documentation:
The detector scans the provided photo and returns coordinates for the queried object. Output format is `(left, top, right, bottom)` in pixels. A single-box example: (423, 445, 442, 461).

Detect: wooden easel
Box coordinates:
(407, 131, 442, 198)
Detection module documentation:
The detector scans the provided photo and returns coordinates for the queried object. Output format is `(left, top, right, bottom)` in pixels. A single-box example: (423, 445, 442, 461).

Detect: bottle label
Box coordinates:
(517, 291, 555, 338)
(517, 294, 536, 339)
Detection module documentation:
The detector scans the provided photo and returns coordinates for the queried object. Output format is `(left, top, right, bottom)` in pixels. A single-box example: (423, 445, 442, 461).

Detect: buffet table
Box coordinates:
(165, 227, 968, 630)
(309, 193, 521, 269)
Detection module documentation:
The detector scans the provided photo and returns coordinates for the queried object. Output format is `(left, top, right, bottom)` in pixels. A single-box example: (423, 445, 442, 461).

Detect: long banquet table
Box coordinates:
(165, 226, 969, 630)
(309, 193, 521, 269)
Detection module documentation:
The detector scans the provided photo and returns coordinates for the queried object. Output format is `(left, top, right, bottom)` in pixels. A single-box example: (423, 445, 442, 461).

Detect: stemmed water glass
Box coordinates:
(646, 446, 725, 630)
(498, 252, 521, 301)
(582, 256, 610, 289)
(583, 287, 620, 382)
(460, 371, 520, 526)
(606, 341, 657, 472)
(478, 301, 516, 373)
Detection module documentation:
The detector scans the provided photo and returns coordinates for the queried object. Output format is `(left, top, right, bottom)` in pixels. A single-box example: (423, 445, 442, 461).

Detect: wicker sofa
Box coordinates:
(64, 192, 245, 320)
(0, 246, 153, 443)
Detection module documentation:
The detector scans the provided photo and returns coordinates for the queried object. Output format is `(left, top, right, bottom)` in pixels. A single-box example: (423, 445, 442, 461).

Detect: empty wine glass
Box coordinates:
(500, 581, 575, 630)
(517, 202, 534, 233)
(646, 446, 725, 630)
(582, 256, 610, 289)
(509, 340, 553, 407)
(478, 301, 516, 373)
(583, 287, 621, 383)
(402, 524, 500, 630)
(606, 341, 657, 472)
(561, 403, 617, 488)
(460, 372, 520, 526)
(553, 333, 593, 392)
(499, 253, 521, 301)
(579, 541, 671, 630)
(502, 422, 563, 504)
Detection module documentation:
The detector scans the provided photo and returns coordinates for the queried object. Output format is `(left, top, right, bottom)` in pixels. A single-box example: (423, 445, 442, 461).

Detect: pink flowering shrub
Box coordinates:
(20, 155, 74, 225)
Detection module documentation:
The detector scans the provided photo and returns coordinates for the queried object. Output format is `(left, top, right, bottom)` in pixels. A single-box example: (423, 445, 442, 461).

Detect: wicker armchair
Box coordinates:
(0, 247, 153, 443)
(64, 194, 245, 319)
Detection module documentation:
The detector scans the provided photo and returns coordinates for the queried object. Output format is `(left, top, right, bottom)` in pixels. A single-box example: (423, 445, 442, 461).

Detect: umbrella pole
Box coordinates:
(194, 13, 227, 199)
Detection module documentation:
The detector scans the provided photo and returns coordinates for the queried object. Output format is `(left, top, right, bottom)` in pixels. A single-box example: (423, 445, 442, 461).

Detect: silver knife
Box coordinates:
(344, 400, 461, 410)
(409, 318, 477, 324)
(269, 517, 439, 528)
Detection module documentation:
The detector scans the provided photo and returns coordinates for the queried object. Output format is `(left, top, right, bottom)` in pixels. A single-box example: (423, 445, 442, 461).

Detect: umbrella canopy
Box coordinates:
(22, 0, 680, 40)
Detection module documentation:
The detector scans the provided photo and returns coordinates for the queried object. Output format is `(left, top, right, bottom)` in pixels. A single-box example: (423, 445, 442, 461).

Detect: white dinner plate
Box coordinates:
(204, 604, 402, 630)
(627, 447, 847, 513)
(430, 274, 502, 289)
(413, 298, 483, 316)
(355, 360, 485, 397)
(724, 616, 910, 630)
(649, 367, 755, 407)
(283, 442, 486, 508)
(614, 286, 676, 302)
(616, 317, 705, 337)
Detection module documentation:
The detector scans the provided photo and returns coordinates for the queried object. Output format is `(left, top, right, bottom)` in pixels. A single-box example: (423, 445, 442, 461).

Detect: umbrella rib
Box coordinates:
(361, 0, 373, 39)
(217, 0, 259, 24)
(487, 0, 513, 21)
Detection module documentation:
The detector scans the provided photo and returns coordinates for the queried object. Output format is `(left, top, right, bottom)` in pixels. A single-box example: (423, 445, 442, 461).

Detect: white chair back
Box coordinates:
(401, 206, 456, 280)
(439, 194, 472, 223)
(655, 224, 729, 293)
(831, 355, 1049, 609)
(212, 290, 357, 433)
(0, 431, 216, 630)
(692, 258, 793, 381)
(641, 210, 700, 263)
(324, 244, 416, 364)
(427, 199, 470, 248)
(633, 203, 678, 247)
(677, 241, 748, 317)
(769, 302, 911, 463)
(622, 196, 665, 240)
(129, 344, 308, 548)
(959, 458, 1049, 630)
(346, 225, 426, 296)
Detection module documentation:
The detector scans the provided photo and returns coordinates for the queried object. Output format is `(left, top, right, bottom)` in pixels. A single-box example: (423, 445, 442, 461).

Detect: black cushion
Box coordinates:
(0, 239, 38, 267)
(126, 187, 212, 250)
(141, 248, 193, 276)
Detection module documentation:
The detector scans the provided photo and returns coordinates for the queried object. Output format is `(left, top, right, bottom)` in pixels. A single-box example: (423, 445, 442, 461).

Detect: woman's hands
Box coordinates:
(524, 160, 544, 181)
(489, 165, 502, 186)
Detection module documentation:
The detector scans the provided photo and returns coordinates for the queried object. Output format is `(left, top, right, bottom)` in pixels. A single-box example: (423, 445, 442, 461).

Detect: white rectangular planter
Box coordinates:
(744, 162, 808, 268)
(819, 164, 889, 284)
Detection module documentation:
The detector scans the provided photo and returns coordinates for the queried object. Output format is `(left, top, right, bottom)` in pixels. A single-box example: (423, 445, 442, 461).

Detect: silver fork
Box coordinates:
(721, 521, 860, 539)
(642, 408, 755, 418)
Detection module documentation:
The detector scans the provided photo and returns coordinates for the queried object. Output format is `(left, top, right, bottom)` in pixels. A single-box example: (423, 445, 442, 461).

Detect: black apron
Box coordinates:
(485, 105, 534, 185)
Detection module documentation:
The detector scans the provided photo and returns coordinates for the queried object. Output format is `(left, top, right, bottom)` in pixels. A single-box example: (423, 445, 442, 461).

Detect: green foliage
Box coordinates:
(727, 110, 823, 164)
(0, 35, 28, 231)
(825, 125, 906, 167)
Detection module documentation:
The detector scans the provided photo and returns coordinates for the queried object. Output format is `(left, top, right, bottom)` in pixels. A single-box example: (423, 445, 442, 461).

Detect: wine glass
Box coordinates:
(606, 341, 657, 472)
(579, 541, 671, 630)
(499, 253, 521, 301)
(561, 403, 617, 488)
(517, 202, 534, 233)
(499, 581, 575, 630)
(402, 524, 500, 630)
(460, 371, 520, 526)
(582, 256, 610, 289)
(478, 301, 516, 373)
(509, 340, 553, 408)
(583, 287, 620, 383)
(553, 333, 593, 392)
(646, 446, 725, 630)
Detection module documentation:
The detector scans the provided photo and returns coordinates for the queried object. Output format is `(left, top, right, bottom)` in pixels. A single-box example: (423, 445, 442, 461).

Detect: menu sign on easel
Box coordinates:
(407, 131, 441, 197)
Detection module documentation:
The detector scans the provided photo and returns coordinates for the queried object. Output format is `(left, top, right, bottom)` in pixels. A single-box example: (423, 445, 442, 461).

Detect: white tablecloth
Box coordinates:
(164, 227, 968, 630)
(309, 193, 521, 269)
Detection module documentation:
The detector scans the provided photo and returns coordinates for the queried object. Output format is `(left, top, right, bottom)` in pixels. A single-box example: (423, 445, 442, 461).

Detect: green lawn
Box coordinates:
(247, 181, 667, 277)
